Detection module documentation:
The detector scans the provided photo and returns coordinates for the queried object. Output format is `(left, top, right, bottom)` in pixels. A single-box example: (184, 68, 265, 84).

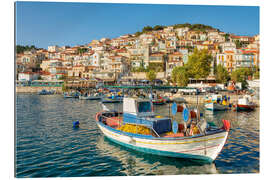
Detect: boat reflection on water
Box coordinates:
(204, 110, 228, 128)
(96, 136, 218, 175)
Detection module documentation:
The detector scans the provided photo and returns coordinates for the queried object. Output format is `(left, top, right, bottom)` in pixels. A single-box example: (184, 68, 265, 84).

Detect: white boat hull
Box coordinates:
(205, 102, 228, 111)
(79, 95, 103, 100)
(96, 122, 228, 162)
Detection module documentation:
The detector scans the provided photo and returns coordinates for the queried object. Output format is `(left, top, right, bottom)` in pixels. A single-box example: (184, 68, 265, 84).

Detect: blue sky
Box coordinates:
(15, 2, 259, 49)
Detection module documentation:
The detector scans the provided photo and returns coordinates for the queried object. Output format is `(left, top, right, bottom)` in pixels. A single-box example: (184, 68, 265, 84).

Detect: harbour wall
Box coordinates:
(16, 86, 63, 94)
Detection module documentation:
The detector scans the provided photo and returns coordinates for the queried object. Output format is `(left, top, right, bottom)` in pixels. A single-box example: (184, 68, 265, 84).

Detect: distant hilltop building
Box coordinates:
(48, 45, 61, 52)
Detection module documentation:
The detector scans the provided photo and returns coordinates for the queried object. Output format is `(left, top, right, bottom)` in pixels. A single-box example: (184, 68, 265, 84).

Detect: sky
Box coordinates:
(15, 1, 259, 49)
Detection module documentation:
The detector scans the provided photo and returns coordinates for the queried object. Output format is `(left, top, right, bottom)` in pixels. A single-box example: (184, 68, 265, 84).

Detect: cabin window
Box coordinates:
(138, 102, 152, 113)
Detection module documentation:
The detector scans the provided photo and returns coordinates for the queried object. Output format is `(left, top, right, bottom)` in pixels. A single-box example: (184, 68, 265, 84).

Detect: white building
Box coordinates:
(48, 45, 61, 52)
(208, 31, 225, 42)
(220, 42, 236, 53)
(175, 27, 189, 37)
(90, 52, 101, 67)
(18, 72, 39, 81)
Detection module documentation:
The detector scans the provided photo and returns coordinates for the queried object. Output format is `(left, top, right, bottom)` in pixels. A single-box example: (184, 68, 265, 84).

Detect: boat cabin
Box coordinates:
(238, 95, 252, 105)
(123, 98, 155, 117)
(210, 94, 222, 101)
(123, 98, 172, 134)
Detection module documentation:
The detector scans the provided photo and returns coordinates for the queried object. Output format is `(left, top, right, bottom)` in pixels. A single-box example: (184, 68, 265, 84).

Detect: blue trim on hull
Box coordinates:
(104, 134, 214, 163)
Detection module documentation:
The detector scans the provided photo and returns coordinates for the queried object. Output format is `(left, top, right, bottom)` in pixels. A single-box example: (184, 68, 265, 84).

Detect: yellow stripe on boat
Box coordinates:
(135, 136, 225, 145)
(102, 126, 225, 145)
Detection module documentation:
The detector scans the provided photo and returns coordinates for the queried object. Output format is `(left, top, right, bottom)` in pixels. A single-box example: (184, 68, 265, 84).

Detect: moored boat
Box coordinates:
(204, 94, 230, 111)
(79, 92, 104, 100)
(37, 89, 55, 95)
(95, 97, 230, 163)
(152, 97, 166, 105)
(63, 91, 80, 98)
(101, 93, 123, 103)
(205, 102, 229, 111)
(234, 95, 256, 111)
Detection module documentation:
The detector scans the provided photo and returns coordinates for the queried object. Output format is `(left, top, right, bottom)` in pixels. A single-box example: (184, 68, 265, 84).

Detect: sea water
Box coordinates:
(15, 94, 259, 177)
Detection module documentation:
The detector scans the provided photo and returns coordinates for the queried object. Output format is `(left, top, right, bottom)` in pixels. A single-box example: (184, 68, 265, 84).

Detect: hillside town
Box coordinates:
(16, 24, 260, 89)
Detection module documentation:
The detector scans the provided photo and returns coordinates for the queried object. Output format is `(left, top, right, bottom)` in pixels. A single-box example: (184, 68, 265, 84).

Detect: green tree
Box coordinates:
(231, 68, 253, 89)
(254, 71, 260, 79)
(215, 64, 230, 84)
(142, 26, 153, 32)
(218, 45, 222, 53)
(223, 33, 230, 42)
(186, 48, 212, 80)
(146, 70, 157, 83)
(149, 62, 164, 72)
(77, 47, 88, 55)
(171, 66, 189, 86)
(135, 31, 143, 37)
(153, 25, 165, 31)
(235, 40, 243, 49)
(16, 45, 37, 54)
(62, 82, 67, 92)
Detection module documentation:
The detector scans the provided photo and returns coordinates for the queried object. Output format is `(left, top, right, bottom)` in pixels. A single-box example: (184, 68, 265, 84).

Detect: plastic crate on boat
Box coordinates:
(123, 113, 172, 134)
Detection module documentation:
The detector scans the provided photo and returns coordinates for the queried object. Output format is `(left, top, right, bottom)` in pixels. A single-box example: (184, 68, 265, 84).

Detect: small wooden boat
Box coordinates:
(101, 93, 123, 103)
(63, 91, 80, 98)
(38, 89, 55, 95)
(234, 95, 256, 111)
(150, 94, 166, 105)
(205, 102, 229, 111)
(79, 93, 104, 100)
(204, 94, 230, 111)
(152, 97, 166, 105)
(63, 92, 73, 98)
(95, 97, 230, 163)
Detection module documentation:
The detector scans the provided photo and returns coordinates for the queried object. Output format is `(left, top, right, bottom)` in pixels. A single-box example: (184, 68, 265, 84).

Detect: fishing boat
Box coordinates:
(63, 92, 73, 98)
(37, 89, 55, 95)
(79, 92, 104, 100)
(205, 102, 229, 111)
(234, 95, 256, 111)
(63, 91, 80, 98)
(152, 97, 166, 105)
(150, 94, 166, 105)
(96, 136, 218, 174)
(204, 94, 230, 111)
(95, 96, 230, 163)
(101, 92, 124, 103)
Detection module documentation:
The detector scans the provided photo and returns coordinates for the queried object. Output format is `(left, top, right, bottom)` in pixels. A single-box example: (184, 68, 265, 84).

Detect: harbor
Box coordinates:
(16, 93, 259, 177)
(14, 1, 261, 177)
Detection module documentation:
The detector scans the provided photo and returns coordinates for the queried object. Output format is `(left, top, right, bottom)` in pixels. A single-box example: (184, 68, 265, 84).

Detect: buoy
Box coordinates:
(73, 121, 80, 128)
(172, 121, 178, 134)
(177, 104, 184, 112)
(222, 119, 230, 131)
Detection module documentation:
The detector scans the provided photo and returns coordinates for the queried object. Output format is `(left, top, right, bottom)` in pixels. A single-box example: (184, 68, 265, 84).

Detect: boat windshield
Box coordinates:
(138, 101, 152, 112)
